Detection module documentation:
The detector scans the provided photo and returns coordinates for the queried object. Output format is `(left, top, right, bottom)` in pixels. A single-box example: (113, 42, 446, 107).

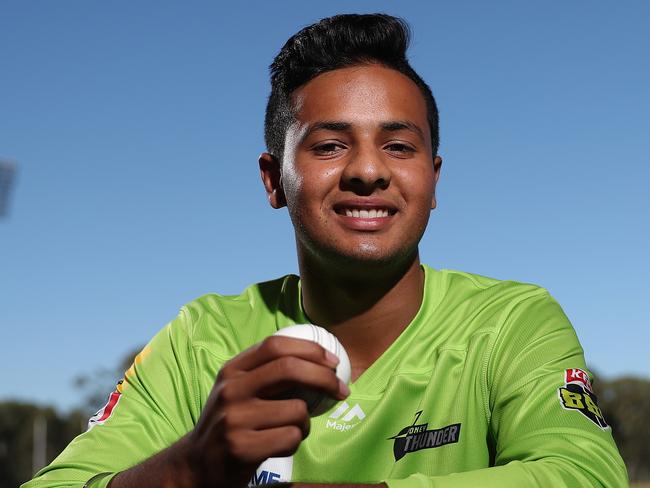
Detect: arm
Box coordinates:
(23, 307, 346, 488)
(109, 335, 346, 488)
(382, 290, 628, 488)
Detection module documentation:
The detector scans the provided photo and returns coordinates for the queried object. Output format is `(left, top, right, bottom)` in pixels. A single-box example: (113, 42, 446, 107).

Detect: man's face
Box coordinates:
(261, 64, 442, 269)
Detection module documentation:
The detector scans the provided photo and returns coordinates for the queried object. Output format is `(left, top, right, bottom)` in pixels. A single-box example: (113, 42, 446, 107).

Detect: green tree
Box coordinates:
(596, 376, 650, 482)
(1, 347, 142, 486)
(0, 402, 85, 487)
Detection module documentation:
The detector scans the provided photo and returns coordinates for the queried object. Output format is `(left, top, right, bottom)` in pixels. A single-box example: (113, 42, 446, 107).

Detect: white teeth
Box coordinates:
(342, 208, 391, 218)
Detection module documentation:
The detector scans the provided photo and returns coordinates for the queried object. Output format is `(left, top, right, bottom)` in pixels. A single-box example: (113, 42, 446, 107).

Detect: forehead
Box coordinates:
(292, 64, 429, 130)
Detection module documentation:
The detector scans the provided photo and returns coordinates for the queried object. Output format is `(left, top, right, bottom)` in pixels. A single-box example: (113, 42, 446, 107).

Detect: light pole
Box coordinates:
(32, 414, 47, 474)
(0, 160, 17, 218)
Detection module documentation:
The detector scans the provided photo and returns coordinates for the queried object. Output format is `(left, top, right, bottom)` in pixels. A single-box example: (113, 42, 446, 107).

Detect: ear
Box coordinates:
(431, 156, 443, 210)
(259, 152, 286, 209)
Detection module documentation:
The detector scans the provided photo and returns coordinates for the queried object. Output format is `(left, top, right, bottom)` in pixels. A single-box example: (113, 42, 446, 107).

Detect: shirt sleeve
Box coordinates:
(21, 308, 201, 488)
(384, 289, 628, 488)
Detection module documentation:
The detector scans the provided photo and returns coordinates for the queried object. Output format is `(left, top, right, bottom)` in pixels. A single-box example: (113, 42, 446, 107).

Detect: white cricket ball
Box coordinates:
(273, 324, 351, 416)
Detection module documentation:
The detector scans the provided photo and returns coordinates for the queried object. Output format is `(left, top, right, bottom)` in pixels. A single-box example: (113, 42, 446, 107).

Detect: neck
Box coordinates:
(299, 250, 425, 380)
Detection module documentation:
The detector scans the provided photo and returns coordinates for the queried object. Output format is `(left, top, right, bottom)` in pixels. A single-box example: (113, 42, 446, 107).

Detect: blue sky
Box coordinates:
(1, 1, 648, 412)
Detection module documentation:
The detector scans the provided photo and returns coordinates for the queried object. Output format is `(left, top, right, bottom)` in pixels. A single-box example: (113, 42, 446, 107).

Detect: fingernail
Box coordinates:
(325, 350, 340, 366)
(339, 380, 350, 397)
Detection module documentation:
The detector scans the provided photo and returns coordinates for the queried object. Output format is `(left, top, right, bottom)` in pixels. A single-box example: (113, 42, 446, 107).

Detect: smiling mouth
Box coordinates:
(332, 200, 398, 223)
(339, 208, 391, 218)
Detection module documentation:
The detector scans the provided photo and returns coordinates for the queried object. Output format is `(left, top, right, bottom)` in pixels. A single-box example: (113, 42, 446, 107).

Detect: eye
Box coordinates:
(384, 143, 416, 155)
(312, 142, 345, 156)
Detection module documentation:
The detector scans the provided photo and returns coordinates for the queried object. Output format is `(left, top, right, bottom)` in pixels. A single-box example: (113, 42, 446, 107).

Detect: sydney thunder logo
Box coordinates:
(388, 411, 461, 461)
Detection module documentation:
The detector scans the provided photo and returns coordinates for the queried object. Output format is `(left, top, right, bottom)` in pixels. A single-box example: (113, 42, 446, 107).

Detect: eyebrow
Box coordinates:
(303, 121, 352, 140)
(302, 120, 425, 143)
(380, 120, 425, 142)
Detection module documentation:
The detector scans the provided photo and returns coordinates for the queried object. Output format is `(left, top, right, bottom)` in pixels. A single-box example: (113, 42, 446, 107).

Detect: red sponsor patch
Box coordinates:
(564, 368, 593, 393)
(88, 387, 122, 429)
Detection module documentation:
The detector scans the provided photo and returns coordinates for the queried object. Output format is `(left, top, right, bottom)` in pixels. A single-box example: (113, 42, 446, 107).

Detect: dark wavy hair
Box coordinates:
(264, 13, 439, 161)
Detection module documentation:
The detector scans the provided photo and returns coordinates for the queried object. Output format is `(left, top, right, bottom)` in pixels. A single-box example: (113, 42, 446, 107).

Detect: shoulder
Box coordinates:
(424, 264, 553, 312)
(171, 274, 302, 355)
(182, 274, 299, 321)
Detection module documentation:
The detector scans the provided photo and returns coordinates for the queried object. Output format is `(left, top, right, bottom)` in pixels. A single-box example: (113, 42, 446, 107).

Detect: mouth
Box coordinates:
(332, 200, 398, 230)
(336, 208, 393, 218)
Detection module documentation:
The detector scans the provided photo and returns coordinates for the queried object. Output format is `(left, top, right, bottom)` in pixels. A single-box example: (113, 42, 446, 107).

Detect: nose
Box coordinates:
(340, 146, 391, 194)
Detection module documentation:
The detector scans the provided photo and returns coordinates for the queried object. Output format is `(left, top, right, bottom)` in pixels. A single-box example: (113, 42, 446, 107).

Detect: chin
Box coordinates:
(351, 242, 394, 260)
(298, 232, 420, 273)
(323, 242, 418, 272)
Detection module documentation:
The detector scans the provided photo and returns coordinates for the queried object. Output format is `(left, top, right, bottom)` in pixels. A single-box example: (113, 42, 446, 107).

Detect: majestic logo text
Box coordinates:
(326, 402, 366, 432)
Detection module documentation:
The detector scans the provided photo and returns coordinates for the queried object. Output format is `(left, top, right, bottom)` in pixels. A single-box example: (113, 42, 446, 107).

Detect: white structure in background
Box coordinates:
(0, 160, 17, 217)
(32, 415, 47, 475)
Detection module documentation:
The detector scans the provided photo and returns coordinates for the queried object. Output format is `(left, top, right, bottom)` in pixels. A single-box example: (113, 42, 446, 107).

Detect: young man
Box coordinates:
(25, 14, 627, 488)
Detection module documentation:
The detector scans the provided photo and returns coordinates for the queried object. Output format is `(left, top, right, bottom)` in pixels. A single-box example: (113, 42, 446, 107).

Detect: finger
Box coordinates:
(215, 356, 345, 405)
(245, 355, 346, 400)
(228, 426, 304, 464)
(221, 399, 310, 438)
(227, 335, 339, 373)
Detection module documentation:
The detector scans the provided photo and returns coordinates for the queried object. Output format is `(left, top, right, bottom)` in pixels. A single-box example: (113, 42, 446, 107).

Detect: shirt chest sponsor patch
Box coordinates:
(325, 401, 366, 432)
(388, 411, 461, 461)
(557, 368, 608, 429)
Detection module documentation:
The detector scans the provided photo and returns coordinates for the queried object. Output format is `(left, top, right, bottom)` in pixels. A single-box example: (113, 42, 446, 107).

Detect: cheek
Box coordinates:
(395, 166, 436, 203)
(285, 165, 339, 208)
(280, 162, 304, 207)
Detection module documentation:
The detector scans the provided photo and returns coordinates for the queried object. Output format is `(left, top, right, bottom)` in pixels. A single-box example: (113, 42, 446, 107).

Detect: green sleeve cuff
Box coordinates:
(83, 472, 117, 488)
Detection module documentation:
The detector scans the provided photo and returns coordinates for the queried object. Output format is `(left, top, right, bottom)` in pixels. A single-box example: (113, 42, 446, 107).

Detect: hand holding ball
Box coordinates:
(273, 324, 351, 416)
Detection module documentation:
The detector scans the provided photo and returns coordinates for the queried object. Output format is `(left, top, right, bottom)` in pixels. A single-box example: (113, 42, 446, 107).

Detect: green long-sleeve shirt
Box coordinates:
(24, 266, 628, 487)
